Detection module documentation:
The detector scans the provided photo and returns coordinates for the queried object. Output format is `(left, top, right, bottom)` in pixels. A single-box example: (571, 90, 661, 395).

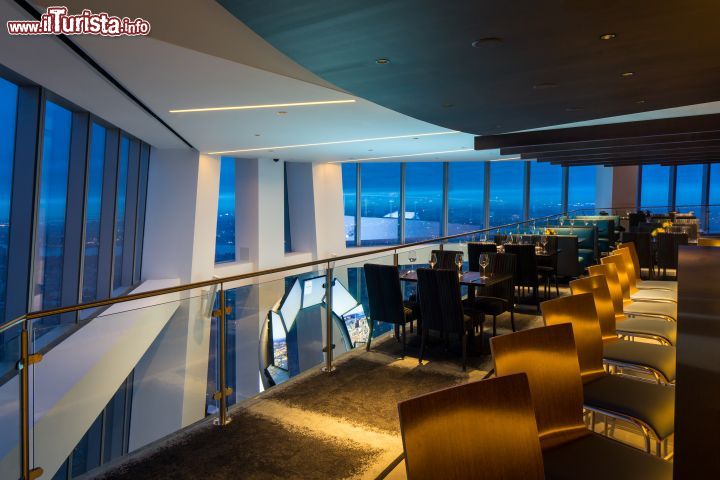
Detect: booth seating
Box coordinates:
(567, 216, 618, 253)
(551, 226, 599, 271)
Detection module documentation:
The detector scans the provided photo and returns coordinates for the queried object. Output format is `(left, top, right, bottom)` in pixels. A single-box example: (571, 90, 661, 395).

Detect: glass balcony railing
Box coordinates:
(0, 204, 716, 480)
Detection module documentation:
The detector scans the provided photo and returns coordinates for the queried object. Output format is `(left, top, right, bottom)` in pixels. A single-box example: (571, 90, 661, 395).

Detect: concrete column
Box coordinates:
(595, 165, 639, 212)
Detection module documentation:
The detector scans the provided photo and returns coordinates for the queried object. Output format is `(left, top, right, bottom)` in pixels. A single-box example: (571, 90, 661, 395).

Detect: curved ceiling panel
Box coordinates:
(219, 0, 720, 135)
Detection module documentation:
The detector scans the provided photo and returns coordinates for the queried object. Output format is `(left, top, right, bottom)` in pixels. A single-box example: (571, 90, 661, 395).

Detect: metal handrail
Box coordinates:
(2, 203, 718, 332)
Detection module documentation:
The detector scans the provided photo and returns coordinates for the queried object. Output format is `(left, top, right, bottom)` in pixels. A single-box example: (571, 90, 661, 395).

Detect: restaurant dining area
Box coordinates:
(2, 1, 720, 479)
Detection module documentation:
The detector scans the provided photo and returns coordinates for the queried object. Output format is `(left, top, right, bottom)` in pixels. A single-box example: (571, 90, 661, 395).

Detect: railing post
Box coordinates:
(215, 283, 231, 426)
(20, 324, 43, 480)
(393, 250, 399, 267)
(323, 264, 335, 372)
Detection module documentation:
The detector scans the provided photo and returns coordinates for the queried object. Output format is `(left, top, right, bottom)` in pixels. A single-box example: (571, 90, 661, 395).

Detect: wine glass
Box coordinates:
(569, 218, 575, 233)
(455, 253, 464, 276)
(541, 235, 548, 254)
(479, 233, 487, 243)
(479, 253, 490, 279)
(408, 250, 417, 273)
(559, 217, 565, 227)
(429, 252, 437, 270)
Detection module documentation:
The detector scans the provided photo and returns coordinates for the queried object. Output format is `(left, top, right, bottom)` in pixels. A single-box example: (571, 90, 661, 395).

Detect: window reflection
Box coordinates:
(405, 162, 443, 242)
(0, 77, 18, 321)
(341, 163, 356, 246)
(82, 123, 106, 302)
(360, 163, 400, 246)
(530, 162, 562, 219)
(640, 164, 671, 209)
(215, 157, 236, 263)
(568, 166, 597, 211)
(112, 137, 129, 292)
(710, 164, 720, 233)
(489, 161, 525, 226)
(448, 162, 484, 234)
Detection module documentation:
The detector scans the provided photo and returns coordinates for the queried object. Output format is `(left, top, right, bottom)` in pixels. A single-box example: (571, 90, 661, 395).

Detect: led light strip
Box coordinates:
(170, 99, 356, 114)
(331, 152, 521, 163)
(206, 131, 460, 155)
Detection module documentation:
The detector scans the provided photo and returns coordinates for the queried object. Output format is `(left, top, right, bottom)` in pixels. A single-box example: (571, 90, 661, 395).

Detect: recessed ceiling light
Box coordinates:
(636, 99, 646, 104)
(277, 111, 287, 115)
(532, 82, 558, 90)
(565, 107, 584, 112)
(206, 131, 460, 155)
(599, 33, 616, 40)
(368, 149, 374, 152)
(169, 99, 356, 114)
(376, 58, 390, 65)
(442, 103, 455, 108)
(412, 137, 419, 140)
(472, 37, 503, 48)
(254, 133, 261, 136)
(331, 152, 520, 164)
(621, 71, 635, 77)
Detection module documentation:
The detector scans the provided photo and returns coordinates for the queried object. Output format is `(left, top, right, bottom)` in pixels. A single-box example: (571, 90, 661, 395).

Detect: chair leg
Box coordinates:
(394, 324, 400, 342)
(365, 320, 374, 352)
(462, 333, 468, 372)
(534, 286, 540, 314)
(418, 328, 426, 365)
(409, 320, 413, 334)
(510, 309, 516, 332)
(554, 275, 559, 297)
(492, 315, 497, 337)
(478, 316, 485, 354)
(401, 323, 406, 359)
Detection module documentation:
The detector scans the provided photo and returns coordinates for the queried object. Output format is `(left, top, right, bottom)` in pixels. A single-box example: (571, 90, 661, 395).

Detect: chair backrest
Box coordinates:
(657, 233, 689, 269)
(555, 235, 582, 278)
(504, 244, 538, 287)
(612, 247, 639, 291)
(619, 234, 653, 270)
(491, 324, 588, 450)
(398, 373, 545, 480)
(417, 268, 464, 334)
(486, 253, 516, 304)
(431, 249, 463, 271)
(601, 254, 632, 300)
(629, 212, 646, 230)
(569, 275, 618, 342)
(363, 263, 406, 326)
(540, 293, 607, 382)
(467, 242, 498, 271)
(588, 263, 626, 316)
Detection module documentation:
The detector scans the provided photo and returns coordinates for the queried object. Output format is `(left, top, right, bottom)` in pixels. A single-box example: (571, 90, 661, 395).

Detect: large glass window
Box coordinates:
(675, 163, 704, 214)
(0, 77, 18, 321)
(568, 165, 597, 211)
(640, 164, 671, 209)
(341, 163, 356, 247)
(215, 156, 236, 263)
(710, 163, 720, 233)
(529, 162, 562, 219)
(112, 137, 129, 292)
(489, 161, 524, 226)
(405, 162, 443, 242)
(82, 123, 106, 302)
(360, 163, 401, 245)
(32, 100, 72, 312)
(448, 162, 484, 235)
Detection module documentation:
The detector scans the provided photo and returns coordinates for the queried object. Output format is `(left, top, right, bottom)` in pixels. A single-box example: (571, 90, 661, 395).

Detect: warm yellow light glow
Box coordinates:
(330, 152, 521, 164)
(169, 99, 356, 114)
(206, 131, 461, 155)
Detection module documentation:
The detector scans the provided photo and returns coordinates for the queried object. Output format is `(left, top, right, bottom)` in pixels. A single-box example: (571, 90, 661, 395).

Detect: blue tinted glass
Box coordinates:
(675, 164, 703, 213)
(405, 162, 443, 242)
(448, 162, 484, 234)
(113, 137, 129, 291)
(82, 123, 106, 302)
(33, 101, 72, 311)
(710, 164, 720, 233)
(341, 163, 356, 246)
(568, 166, 596, 211)
(529, 162, 562, 219)
(360, 163, 400, 245)
(0, 77, 18, 321)
(640, 164, 671, 209)
(215, 157, 236, 262)
(489, 161, 525, 226)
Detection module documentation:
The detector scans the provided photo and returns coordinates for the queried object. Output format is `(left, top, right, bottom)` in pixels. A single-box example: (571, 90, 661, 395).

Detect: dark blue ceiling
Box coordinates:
(219, 1, 720, 135)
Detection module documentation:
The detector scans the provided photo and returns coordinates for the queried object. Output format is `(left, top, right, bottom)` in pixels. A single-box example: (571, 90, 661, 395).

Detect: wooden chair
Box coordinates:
(363, 263, 417, 357)
(619, 233, 655, 279)
(416, 268, 473, 370)
(491, 324, 672, 478)
(601, 254, 678, 309)
(467, 242, 498, 272)
(540, 294, 675, 456)
(398, 374, 545, 480)
(569, 276, 676, 384)
(656, 232, 689, 279)
(430, 249, 463, 271)
(588, 263, 678, 324)
(464, 253, 516, 337)
(609, 249, 676, 303)
(618, 241, 677, 291)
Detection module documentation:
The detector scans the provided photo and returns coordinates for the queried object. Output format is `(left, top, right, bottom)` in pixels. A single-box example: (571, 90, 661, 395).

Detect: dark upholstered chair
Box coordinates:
(465, 253, 516, 337)
(430, 249, 463, 271)
(398, 374, 545, 480)
(656, 233, 688, 279)
(556, 235, 582, 278)
(363, 263, 417, 357)
(504, 244, 541, 312)
(491, 324, 672, 479)
(416, 268, 473, 370)
(628, 212, 646, 231)
(467, 242, 498, 271)
(536, 235, 560, 298)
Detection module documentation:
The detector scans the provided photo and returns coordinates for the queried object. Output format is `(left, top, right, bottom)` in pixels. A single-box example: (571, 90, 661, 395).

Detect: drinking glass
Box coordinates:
(541, 235, 548, 253)
(408, 250, 417, 272)
(479, 233, 487, 243)
(559, 217, 565, 227)
(455, 253, 464, 276)
(429, 252, 437, 269)
(479, 253, 490, 279)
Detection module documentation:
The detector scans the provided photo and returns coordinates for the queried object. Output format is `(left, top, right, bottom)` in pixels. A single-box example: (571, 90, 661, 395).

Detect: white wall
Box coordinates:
(595, 165, 639, 211)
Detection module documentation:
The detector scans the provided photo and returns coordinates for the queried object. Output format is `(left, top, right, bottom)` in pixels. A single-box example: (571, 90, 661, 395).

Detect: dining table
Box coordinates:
(399, 269, 513, 288)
